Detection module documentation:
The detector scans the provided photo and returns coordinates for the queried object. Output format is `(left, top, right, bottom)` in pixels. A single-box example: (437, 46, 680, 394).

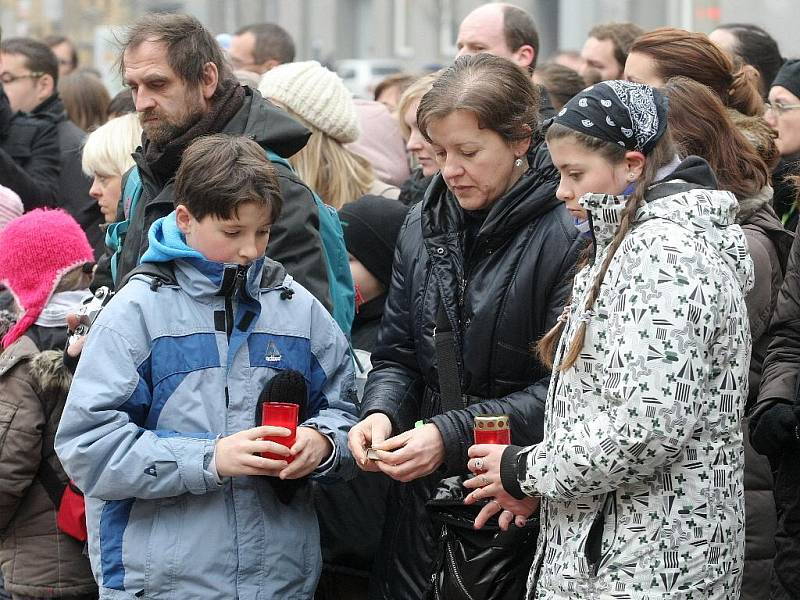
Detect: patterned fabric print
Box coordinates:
(604, 81, 661, 153)
(554, 81, 668, 154)
(521, 186, 753, 600)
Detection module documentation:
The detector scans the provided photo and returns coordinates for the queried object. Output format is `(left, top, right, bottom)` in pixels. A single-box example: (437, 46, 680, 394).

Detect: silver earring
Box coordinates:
(628, 173, 635, 180)
(514, 157, 523, 167)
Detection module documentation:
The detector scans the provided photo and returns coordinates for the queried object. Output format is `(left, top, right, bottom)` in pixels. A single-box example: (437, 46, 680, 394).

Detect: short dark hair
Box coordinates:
(501, 4, 540, 70)
(715, 23, 783, 95)
(588, 22, 645, 70)
(534, 62, 586, 111)
(0, 37, 59, 85)
(418, 53, 538, 145)
(235, 22, 295, 65)
(120, 13, 234, 99)
(107, 88, 136, 117)
(175, 134, 283, 223)
(43, 34, 78, 69)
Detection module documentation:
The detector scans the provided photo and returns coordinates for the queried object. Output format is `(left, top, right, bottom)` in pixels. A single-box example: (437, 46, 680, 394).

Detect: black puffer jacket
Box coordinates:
(361, 141, 582, 599)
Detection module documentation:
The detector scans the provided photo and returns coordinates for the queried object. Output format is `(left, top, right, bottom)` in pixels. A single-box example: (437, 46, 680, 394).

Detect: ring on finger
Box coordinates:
(491, 499, 502, 510)
(474, 458, 484, 471)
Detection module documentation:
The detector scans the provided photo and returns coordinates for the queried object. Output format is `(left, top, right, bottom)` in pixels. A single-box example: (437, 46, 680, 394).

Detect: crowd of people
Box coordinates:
(0, 3, 799, 600)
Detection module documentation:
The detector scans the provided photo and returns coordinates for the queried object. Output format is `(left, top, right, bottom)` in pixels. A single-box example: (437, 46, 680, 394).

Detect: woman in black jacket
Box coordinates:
(347, 54, 583, 600)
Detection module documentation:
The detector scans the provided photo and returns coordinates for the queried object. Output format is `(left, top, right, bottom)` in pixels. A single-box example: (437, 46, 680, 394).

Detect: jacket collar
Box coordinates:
(579, 155, 717, 250)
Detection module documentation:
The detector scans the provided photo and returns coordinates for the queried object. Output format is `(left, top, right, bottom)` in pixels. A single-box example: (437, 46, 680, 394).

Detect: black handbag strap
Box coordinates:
(36, 392, 66, 508)
(435, 302, 464, 413)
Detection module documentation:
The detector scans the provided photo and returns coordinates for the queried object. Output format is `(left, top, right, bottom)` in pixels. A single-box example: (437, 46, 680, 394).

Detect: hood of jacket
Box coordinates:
(224, 87, 310, 158)
(140, 210, 290, 301)
(421, 138, 560, 243)
(580, 155, 754, 292)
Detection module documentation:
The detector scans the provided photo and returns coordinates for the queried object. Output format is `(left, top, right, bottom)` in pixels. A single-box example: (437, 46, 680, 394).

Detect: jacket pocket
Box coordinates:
(584, 492, 617, 577)
(144, 496, 185, 597)
(0, 401, 17, 450)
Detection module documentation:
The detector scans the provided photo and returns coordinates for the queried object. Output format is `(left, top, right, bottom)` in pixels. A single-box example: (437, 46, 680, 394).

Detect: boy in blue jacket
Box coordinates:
(55, 134, 358, 600)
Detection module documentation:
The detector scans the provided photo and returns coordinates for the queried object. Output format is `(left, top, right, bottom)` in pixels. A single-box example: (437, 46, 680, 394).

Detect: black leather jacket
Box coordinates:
(361, 140, 583, 599)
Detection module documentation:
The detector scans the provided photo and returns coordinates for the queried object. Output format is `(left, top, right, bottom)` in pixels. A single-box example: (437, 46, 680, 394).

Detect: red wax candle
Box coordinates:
(261, 402, 299, 462)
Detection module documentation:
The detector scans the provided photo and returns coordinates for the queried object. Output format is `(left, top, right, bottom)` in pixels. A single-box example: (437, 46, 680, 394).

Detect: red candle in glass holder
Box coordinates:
(261, 402, 299, 462)
(473, 415, 511, 445)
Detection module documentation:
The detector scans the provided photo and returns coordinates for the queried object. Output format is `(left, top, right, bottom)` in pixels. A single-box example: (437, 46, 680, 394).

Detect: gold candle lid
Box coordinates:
(474, 415, 510, 430)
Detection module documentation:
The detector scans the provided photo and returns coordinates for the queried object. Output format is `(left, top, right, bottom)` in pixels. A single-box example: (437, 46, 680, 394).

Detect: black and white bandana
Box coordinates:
(550, 80, 669, 155)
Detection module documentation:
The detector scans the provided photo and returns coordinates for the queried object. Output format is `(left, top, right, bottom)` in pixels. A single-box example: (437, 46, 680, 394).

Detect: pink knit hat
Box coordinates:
(0, 209, 94, 348)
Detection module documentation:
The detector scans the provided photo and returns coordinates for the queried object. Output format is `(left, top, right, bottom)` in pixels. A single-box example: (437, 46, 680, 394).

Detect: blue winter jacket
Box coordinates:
(55, 212, 358, 599)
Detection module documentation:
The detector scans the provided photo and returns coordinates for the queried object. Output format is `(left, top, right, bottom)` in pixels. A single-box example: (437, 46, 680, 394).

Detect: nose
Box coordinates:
(406, 128, 422, 152)
(239, 236, 260, 263)
(556, 177, 572, 202)
(441, 155, 463, 180)
(764, 107, 778, 128)
(89, 177, 102, 200)
(134, 88, 155, 112)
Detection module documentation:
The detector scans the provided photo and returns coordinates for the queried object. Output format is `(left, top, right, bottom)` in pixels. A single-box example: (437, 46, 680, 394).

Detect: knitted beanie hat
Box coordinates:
(259, 61, 360, 143)
(0, 184, 23, 232)
(0, 209, 94, 348)
(339, 195, 409, 288)
(773, 59, 800, 100)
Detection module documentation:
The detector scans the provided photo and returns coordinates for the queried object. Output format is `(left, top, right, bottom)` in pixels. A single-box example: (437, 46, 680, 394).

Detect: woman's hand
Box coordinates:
(463, 443, 540, 529)
(348, 412, 393, 472)
(370, 424, 446, 482)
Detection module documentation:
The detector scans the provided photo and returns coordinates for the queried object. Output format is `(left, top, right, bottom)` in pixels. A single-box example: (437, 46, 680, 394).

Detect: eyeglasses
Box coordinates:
(0, 71, 44, 84)
(765, 101, 800, 115)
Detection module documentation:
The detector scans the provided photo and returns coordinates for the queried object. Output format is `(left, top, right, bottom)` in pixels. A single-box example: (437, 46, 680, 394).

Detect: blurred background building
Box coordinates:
(1, 0, 798, 97)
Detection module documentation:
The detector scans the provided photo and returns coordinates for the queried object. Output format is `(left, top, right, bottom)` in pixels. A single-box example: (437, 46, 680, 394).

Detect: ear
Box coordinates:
(511, 127, 532, 157)
(512, 45, 535, 70)
(261, 59, 280, 72)
(175, 204, 194, 235)
(200, 61, 219, 101)
(37, 73, 55, 101)
(625, 151, 647, 179)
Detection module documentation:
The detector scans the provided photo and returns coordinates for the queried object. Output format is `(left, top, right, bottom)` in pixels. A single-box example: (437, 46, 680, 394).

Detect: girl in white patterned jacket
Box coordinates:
(463, 81, 753, 600)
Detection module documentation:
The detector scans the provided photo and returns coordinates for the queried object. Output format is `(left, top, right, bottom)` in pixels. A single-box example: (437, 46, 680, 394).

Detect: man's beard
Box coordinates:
(140, 97, 206, 146)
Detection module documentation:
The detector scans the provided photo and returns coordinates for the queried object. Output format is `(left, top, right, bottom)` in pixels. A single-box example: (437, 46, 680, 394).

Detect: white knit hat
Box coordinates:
(259, 61, 360, 144)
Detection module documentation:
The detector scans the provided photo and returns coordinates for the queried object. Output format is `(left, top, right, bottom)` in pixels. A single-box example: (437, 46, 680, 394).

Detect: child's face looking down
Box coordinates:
(176, 201, 272, 265)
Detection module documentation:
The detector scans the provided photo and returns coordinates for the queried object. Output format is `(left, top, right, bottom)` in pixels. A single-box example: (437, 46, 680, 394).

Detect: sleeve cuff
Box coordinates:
(500, 445, 527, 500)
(313, 433, 337, 474)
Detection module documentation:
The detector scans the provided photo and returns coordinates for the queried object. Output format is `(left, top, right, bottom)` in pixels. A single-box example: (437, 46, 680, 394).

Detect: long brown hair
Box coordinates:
(664, 76, 769, 199)
(629, 27, 763, 117)
(537, 123, 676, 371)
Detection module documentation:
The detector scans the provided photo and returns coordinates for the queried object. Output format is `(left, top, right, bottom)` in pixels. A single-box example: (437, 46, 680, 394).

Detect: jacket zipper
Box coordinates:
(446, 535, 476, 600)
(223, 266, 247, 409)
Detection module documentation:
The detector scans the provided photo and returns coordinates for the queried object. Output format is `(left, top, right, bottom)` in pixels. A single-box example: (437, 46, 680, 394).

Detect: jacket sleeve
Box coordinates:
(55, 322, 222, 501)
(0, 116, 60, 210)
(300, 299, 359, 483)
(750, 220, 800, 455)
(0, 367, 45, 530)
(360, 212, 425, 434)
(515, 240, 733, 500)
(267, 170, 333, 313)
